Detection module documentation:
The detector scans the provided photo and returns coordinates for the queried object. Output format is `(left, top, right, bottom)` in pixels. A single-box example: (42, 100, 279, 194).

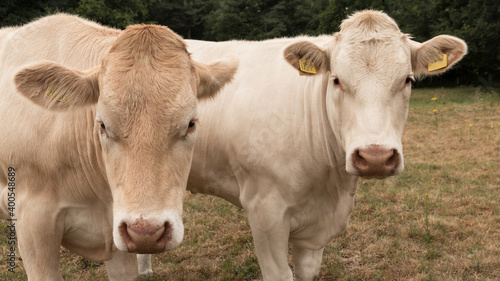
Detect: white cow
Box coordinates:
(0, 14, 237, 281)
(136, 10, 467, 280)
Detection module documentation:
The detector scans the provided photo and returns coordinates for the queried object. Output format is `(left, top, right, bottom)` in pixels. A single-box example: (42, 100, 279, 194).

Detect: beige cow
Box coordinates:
(0, 14, 237, 281)
(137, 10, 467, 280)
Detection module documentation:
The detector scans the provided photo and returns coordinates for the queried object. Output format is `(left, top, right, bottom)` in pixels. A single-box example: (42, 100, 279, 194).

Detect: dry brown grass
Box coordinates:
(1, 87, 499, 280)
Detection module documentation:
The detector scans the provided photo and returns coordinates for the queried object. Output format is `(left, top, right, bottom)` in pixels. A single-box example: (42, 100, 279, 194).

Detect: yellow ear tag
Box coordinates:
(428, 54, 448, 72)
(45, 86, 69, 103)
(299, 58, 316, 75)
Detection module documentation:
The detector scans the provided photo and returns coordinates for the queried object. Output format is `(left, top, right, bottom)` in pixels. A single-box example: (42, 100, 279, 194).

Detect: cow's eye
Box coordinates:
(99, 122, 108, 136)
(333, 78, 340, 85)
(405, 75, 415, 85)
(96, 116, 109, 137)
(186, 119, 197, 135)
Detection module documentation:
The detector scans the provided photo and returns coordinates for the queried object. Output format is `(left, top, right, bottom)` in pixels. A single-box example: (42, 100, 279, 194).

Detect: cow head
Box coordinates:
(284, 10, 467, 179)
(14, 25, 237, 253)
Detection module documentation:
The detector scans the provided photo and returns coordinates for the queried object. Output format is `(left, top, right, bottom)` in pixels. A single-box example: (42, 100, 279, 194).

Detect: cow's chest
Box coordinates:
(288, 181, 356, 249)
(61, 203, 115, 260)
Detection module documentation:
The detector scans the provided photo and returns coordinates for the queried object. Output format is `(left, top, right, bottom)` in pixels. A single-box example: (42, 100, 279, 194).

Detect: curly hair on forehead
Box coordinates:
(340, 10, 400, 34)
(111, 24, 187, 54)
(102, 23, 193, 99)
(105, 24, 192, 75)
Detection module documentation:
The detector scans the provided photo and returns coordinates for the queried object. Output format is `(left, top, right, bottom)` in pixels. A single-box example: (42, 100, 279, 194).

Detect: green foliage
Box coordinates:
(0, 0, 64, 26)
(146, 0, 200, 39)
(72, 0, 149, 28)
(0, 0, 498, 86)
(318, 0, 386, 33)
(203, 0, 262, 41)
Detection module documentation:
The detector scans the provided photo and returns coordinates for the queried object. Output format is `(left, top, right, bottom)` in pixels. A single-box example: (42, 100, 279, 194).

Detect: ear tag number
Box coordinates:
(299, 58, 317, 75)
(428, 54, 448, 72)
(45, 86, 69, 103)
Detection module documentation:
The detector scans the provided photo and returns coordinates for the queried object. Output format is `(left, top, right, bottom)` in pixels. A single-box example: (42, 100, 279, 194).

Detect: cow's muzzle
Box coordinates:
(118, 218, 172, 254)
(351, 145, 401, 179)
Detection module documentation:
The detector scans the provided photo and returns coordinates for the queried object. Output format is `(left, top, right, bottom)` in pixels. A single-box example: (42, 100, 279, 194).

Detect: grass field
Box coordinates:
(1, 87, 499, 280)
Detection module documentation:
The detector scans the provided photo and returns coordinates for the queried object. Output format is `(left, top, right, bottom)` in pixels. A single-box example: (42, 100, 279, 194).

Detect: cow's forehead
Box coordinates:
(334, 38, 409, 79)
(103, 23, 192, 122)
(100, 23, 194, 100)
(331, 11, 411, 83)
(102, 56, 193, 100)
(98, 61, 195, 132)
(102, 24, 193, 94)
(95, 24, 197, 135)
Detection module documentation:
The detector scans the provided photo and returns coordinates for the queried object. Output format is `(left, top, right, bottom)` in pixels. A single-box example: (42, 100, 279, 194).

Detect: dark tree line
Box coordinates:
(1, 0, 499, 87)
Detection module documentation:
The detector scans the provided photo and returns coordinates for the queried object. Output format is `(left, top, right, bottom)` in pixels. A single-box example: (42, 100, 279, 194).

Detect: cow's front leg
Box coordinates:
(105, 250, 138, 281)
(137, 254, 153, 275)
(242, 192, 293, 281)
(16, 203, 64, 281)
(291, 245, 324, 281)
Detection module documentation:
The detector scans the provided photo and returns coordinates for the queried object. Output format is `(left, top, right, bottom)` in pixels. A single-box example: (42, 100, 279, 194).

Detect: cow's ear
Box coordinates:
(192, 57, 238, 100)
(410, 35, 467, 77)
(15, 61, 100, 111)
(284, 41, 329, 75)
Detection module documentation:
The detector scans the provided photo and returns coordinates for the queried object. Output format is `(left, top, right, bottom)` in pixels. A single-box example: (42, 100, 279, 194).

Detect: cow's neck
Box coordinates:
(298, 73, 347, 174)
(282, 74, 359, 245)
(301, 71, 359, 191)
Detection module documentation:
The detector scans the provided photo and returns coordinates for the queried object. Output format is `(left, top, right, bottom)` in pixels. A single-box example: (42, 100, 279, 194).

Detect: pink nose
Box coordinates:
(118, 219, 172, 253)
(351, 145, 400, 178)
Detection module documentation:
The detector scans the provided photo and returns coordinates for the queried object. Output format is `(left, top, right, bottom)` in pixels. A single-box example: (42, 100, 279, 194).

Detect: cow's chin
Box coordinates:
(112, 210, 184, 253)
(360, 171, 401, 180)
(346, 165, 404, 179)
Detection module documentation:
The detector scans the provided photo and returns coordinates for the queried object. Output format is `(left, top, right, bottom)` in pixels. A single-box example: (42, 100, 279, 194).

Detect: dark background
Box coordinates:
(1, 0, 499, 88)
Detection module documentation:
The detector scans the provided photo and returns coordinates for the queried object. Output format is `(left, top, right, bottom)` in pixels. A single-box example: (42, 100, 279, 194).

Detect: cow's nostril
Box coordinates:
(119, 222, 133, 245)
(156, 222, 172, 245)
(351, 146, 401, 178)
(386, 149, 398, 167)
(119, 220, 171, 253)
(354, 149, 368, 167)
